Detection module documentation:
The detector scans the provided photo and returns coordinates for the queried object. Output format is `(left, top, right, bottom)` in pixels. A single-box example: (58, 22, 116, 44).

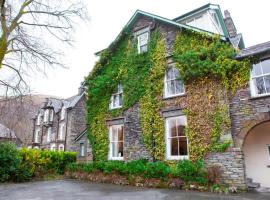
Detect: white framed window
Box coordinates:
(110, 84, 123, 109)
(80, 143, 85, 156)
(164, 67, 185, 98)
(43, 109, 49, 122)
(35, 129, 40, 143)
(50, 144, 56, 151)
(50, 110, 54, 122)
(47, 127, 52, 143)
(165, 115, 188, 160)
(60, 107, 65, 120)
(137, 31, 149, 53)
(250, 59, 270, 97)
(36, 114, 41, 125)
(58, 144, 64, 151)
(59, 123, 65, 140)
(109, 124, 124, 160)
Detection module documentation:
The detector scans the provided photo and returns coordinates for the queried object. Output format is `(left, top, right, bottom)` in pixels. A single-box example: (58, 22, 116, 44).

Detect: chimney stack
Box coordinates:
(224, 10, 237, 38)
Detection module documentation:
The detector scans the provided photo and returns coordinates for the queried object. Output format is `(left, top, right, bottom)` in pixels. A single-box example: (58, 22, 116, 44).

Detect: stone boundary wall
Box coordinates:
(205, 148, 246, 190)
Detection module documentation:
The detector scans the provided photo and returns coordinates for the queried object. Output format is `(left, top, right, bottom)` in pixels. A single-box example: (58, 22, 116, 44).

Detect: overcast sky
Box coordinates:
(28, 0, 270, 98)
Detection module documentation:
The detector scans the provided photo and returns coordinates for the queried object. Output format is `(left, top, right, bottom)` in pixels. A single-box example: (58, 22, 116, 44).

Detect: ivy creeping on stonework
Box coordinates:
(173, 30, 250, 160)
(86, 27, 250, 162)
(85, 30, 166, 161)
(173, 30, 250, 93)
(139, 36, 167, 160)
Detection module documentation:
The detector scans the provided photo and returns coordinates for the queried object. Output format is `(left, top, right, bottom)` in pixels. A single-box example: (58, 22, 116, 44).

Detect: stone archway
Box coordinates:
(242, 120, 270, 188)
(234, 112, 270, 149)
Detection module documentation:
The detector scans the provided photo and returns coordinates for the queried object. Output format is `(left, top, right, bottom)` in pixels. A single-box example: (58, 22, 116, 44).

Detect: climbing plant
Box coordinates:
(85, 26, 250, 162)
(85, 29, 166, 161)
(172, 30, 250, 160)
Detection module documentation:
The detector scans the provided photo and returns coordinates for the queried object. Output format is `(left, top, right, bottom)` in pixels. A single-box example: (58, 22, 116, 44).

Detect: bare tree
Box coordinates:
(0, 0, 88, 96)
(0, 94, 49, 146)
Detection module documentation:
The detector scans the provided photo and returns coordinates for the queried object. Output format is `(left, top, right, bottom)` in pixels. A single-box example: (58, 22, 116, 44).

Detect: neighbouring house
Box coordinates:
(74, 128, 93, 162)
(31, 83, 88, 155)
(0, 123, 21, 147)
(84, 3, 270, 191)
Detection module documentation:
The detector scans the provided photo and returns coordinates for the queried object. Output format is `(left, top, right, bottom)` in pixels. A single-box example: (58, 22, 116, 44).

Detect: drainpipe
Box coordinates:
(32, 118, 36, 148)
(64, 109, 69, 151)
(56, 111, 60, 149)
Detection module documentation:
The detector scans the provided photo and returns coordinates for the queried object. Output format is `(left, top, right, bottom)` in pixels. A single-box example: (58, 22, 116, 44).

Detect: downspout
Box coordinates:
(64, 109, 69, 151)
(32, 118, 36, 148)
(56, 112, 60, 149)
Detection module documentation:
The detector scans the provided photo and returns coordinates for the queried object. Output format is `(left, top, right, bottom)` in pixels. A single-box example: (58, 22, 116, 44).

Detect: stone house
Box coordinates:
(85, 3, 270, 191)
(31, 84, 90, 161)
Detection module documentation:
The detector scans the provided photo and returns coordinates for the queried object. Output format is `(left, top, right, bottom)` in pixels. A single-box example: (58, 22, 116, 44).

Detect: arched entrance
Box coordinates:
(243, 121, 270, 188)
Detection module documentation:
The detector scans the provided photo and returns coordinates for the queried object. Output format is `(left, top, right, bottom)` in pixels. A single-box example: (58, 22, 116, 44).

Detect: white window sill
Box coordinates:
(250, 93, 270, 100)
(166, 155, 189, 160)
(109, 157, 124, 161)
(109, 106, 123, 110)
(163, 93, 186, 100)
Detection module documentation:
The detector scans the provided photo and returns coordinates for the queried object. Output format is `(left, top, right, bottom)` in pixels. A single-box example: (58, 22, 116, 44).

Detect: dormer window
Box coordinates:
(137, 28, 149, 54)
(44, 109, 49, 122)
(60, 107, 65, 120)
(164, 67, 185, 98)
(250, 59, 270, 97)
(110, 84, 123, 109)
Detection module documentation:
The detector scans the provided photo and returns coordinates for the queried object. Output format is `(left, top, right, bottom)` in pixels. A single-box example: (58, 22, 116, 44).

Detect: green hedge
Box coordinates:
(0, 142, 76, 182)
(66, 159, 208, 185)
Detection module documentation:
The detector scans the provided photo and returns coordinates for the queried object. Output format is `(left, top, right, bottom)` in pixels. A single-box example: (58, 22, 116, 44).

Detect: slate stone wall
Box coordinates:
(230, 86, 270, 148)
(66, 96, 87, 152)
(205, 148, 246, 190)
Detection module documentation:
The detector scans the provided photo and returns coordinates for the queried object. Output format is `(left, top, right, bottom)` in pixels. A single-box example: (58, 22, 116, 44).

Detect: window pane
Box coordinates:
(118, 142, 123, 157)
(175, 80, 184, 94)
(171, 138, 179, 156)
(179, 137, 188, 156)
(112, 142, 118, 157)
(166, 68, 174, 80)
(138, 32, 148, 46)
(119, 93, 123, 106)
(177, 125, 185, 136)
(111, 127, 118, 141)
(255, 77, 266, 94)
(251, 63, 262, 77)
(169, 119, 177, 137)
(140, 45, 147, 53)
(264, 75, 270, 93)
(173, 67, 180, 79)
(118, 126, 123, 141)
(261, 59, 270, 74)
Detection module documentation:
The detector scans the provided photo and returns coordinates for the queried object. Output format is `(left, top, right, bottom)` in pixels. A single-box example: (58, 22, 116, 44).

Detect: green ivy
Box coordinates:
(86, 27, 251, 162)
(85, 30, 165, 161)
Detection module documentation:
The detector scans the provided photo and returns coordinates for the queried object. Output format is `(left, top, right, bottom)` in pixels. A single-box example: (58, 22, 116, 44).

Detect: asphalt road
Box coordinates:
(0, 179, 270, 200)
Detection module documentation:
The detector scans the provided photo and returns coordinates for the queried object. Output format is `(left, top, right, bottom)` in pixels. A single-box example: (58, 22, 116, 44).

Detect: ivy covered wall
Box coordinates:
(85, 16, 250, 162)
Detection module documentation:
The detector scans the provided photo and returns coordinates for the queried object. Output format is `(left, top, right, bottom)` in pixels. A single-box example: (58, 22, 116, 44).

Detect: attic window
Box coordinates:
(137, 28, 149, 54)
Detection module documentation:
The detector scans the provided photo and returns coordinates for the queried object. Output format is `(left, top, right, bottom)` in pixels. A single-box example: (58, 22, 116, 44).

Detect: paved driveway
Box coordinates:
(0, 179, 270, 200)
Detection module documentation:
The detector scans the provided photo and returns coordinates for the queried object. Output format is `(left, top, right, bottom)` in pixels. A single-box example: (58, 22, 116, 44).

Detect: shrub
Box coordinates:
(126, 159, 147, 175)
(144, 161, 170, 178)
(0, 142, 21, 182)
(177, 160, 207, 185)
(17, 149, 76, 180)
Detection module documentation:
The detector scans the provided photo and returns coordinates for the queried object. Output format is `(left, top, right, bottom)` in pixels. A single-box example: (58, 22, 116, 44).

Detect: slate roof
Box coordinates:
(237, 41, 270, 59)
(37, 93, 84, 117)
(0, 123, 17, 139)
